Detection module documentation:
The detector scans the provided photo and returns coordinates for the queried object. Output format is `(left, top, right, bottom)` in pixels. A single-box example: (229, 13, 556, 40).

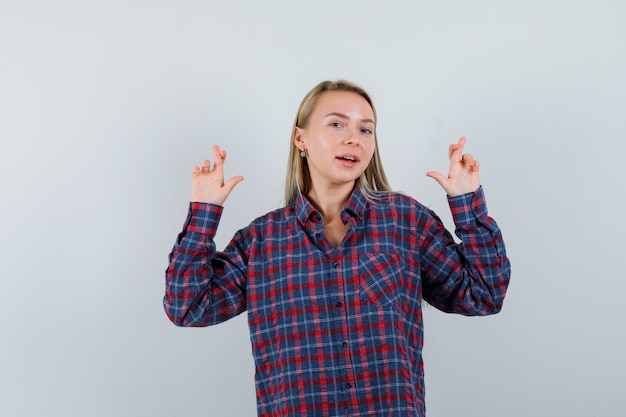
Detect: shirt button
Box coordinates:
(336, 301, 343, 308)
(346, 383, 352, 389)
(342, 342, 348, 348)
(332, 262, 339, 268)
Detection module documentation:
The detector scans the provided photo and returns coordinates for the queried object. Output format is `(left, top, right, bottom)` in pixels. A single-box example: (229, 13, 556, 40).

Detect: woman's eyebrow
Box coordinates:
(324, 112, 375, 124)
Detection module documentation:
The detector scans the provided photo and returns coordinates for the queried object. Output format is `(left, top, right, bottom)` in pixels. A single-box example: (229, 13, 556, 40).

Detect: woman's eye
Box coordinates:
(330, 122, 342, 127)
(361, 128, 373, 134)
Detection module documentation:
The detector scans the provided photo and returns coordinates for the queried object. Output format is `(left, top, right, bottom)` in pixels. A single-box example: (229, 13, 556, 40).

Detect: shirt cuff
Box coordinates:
(185, 202, 224, 236)
(447, 186, 488, 226)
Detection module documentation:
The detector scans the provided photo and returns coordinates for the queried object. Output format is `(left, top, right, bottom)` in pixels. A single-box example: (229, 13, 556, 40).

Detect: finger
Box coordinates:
(449, 136, 467, 162)
(212, 145, 225, 169)
(201, 159, 211, 173)
(461, 154, 480, 172)
(461, 153, 474, 166)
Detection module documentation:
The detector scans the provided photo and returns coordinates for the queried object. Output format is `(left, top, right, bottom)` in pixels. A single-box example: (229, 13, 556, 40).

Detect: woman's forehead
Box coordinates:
(313, 91, 375, 121)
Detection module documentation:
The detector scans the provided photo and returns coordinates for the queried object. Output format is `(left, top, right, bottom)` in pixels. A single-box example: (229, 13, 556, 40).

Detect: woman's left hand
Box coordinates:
(426, 136, 480, 197)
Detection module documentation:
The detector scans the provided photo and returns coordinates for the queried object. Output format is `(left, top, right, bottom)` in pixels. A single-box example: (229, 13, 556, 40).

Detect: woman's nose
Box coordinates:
(344, 128, 360, 145)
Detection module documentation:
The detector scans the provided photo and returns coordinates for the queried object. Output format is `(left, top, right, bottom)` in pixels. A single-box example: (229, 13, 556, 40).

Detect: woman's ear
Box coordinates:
(294, 126, 305, 151)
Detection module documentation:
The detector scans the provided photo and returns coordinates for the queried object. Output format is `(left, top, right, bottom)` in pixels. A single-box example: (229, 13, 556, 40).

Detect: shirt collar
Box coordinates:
(342, 185, 367, 221)
(294, 185, 368, 226)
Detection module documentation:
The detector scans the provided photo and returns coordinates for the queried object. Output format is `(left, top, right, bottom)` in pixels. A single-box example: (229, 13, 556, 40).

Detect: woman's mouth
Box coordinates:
(336, 154, 359, 162)
(336, 154, 360, 167)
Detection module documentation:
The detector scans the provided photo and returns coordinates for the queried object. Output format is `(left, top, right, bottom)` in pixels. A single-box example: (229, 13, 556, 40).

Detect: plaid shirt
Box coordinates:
(164, 185, 510, 417)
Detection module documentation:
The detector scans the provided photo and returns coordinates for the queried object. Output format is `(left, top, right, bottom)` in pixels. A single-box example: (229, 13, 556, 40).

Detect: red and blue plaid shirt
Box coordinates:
(164, 185, 510, 416)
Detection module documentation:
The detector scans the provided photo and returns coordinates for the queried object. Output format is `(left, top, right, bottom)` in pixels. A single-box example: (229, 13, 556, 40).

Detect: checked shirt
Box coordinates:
(164, 185, 511, 417)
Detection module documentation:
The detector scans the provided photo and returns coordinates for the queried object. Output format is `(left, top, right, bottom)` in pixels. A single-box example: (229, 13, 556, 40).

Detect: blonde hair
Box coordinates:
(284, 80, 391, 206)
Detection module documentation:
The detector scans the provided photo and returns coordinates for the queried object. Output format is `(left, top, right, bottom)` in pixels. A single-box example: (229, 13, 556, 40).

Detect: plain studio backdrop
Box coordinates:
(1, 1, 624, 416)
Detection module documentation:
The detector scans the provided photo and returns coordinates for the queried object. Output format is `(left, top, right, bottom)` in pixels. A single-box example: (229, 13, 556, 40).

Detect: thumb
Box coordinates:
(425, 171, 447, 187)
(223, 175, 245, 196)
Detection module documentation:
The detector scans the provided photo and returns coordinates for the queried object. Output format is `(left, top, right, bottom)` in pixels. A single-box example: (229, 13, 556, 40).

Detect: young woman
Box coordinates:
(164, 80, 511, 417)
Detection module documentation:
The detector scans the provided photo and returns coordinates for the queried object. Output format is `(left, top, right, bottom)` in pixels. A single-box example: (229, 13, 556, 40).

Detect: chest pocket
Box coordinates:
(358, 253, 405, 306)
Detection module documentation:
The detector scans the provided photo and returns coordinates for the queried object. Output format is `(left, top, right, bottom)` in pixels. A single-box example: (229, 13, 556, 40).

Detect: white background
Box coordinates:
(1, 1, 625, 416)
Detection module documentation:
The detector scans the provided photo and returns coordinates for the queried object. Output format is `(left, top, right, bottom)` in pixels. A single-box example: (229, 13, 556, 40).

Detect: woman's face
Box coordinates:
(295, 91, 376, 193)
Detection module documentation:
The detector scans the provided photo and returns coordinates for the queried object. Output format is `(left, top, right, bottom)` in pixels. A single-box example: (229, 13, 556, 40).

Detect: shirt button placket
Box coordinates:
(332, 260, 353, 395)
(337, 296, 346, 350)
(333, 262, 344, 312)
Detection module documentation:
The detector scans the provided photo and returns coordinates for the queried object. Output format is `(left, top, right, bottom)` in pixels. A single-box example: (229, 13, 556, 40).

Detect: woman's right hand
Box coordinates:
(190, 145, 244, 206)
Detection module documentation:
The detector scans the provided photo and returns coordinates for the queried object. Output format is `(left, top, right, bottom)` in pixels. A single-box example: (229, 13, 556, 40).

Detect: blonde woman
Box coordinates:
(164, 80, 511, 417)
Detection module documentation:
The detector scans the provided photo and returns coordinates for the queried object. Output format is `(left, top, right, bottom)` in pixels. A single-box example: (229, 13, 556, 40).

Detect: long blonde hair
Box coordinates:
(284, 80, 391, 206)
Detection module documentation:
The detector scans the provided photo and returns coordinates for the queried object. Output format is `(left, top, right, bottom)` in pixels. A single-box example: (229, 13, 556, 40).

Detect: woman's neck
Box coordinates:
(307, 182, 354, 221)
